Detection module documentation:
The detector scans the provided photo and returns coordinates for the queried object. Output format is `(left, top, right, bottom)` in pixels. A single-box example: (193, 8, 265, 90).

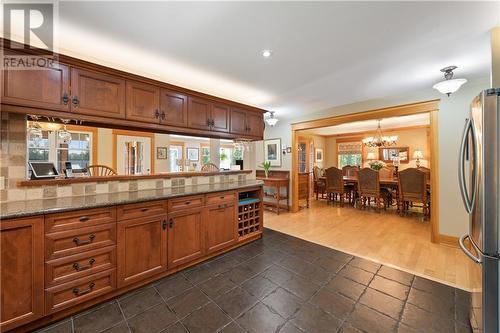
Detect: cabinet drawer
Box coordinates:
(168, 195, 204, 212)
(45, 246, 116, 287)
(117, 200, 167, 220)
(45, 223, 116, 260)
(45, 207, 116, 233)
(206, 191, 236, 206)
(45, 269, 116, 314)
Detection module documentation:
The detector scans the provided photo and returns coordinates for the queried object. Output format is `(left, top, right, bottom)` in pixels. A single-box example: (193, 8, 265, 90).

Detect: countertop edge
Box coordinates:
(1, 181, 263, 220)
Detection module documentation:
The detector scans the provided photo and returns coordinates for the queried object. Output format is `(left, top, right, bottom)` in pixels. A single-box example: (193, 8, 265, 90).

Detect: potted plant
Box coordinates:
(259, 161, 271, 178)
(368, 160, 386, 171)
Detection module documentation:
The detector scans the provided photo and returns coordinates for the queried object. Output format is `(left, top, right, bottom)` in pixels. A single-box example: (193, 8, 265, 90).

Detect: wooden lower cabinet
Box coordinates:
(167, 208, 204, 268)
(117, 215, 168, 287)
(205, 203, 237, 254)
(0, 216, 44, 331)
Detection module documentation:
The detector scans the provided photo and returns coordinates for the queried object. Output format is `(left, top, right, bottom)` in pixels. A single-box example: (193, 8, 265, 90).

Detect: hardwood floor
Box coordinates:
(264, 200, 481, 291)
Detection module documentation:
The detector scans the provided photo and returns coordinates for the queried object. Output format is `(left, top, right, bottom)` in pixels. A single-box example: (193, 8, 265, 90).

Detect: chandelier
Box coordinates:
(362, 120, 397, 147)
(265, 111, 278, 127)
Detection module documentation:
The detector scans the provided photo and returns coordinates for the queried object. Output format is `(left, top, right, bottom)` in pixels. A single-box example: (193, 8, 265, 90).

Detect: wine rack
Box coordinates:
(238, 189, 262, 239)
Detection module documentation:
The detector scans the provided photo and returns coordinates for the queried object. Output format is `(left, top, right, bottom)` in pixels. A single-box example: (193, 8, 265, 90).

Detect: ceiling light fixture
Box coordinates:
(432, 66, 467, 96)
(261, 49, 272, 58)
(265, 111, 279, 127)
(362, 120, 397, 147)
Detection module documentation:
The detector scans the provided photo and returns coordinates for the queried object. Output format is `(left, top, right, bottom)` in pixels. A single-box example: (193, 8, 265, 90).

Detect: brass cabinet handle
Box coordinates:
(79, 216, 89, 222)
(72, 96, 79, 108)
(154, 109, 160, 119)
(72, 258, 95, 271)
(161, 111, 166, 120)
(169, 218, 174, 228)
(73, 282, 95, 297)
(206, 118, 211, 126)
(73, 234, 95, 246)
(162, 219, 167, 230)
(62, 93, 69, 105)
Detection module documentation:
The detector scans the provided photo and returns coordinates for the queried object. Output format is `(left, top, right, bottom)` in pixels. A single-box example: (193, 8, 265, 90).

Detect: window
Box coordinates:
(219, 148, 231, 170)
(27, 129, 92, 175)
(201, 147, 210, 165)
(169, 145, 183, 172)
(56, 132, 91, 171)
(337, 141, 362, 168)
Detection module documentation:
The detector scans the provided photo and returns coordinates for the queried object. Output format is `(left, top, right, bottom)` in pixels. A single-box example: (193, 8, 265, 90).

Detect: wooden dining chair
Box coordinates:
(379, 166, 395, 205)
(86, 165, 117, 177)
(313, 166, 326, 200)
(201, 163, 219, 172)
(342, 165, 359, 177)
(398, 168, 430, 219)
(325, 167, 349, 206)
(357, 168, 390, 212)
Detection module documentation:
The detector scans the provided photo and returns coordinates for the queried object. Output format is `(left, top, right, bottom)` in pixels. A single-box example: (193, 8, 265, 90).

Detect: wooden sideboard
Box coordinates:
(0, 186, 263, 332)
(256, 170, 290, 214)
(1, 39, 265, 140)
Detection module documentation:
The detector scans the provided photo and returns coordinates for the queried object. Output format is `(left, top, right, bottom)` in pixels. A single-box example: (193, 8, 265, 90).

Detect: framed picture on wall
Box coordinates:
(264, 138, 282, 166)
(379, 147, 409, 164)
(315, 148, 324, 162)
(187, 148, 199, 161)
(157, 147, 168, 159)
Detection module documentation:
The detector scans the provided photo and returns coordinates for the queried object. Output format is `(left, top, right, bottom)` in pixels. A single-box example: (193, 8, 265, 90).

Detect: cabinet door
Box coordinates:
(2, 62, 70, 111)
(1, 217, 44, 331)
(211, 103, 230, 133)
(230, 108, 248, 135)
(117, 216, 167, 287)
(160, 88, 188, 127)
(167, 208, 204, 268)
(246, 112, 264, 138)
(71, 67, 126, 119)
(187, 97, 211, 130)
(126, 80, 160, 123)
(205, 203, 237, 254)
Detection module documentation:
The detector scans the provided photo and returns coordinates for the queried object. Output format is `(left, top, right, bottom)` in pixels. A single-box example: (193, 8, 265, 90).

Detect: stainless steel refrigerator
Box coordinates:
(459, 88, 500, 333)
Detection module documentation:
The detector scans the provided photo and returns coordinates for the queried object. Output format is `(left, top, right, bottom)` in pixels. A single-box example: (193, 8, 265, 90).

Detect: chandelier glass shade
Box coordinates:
(362, 120, 398, 147)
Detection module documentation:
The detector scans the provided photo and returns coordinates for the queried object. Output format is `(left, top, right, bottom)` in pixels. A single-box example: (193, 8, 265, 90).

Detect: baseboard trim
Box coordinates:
(438, 234, 459, 248)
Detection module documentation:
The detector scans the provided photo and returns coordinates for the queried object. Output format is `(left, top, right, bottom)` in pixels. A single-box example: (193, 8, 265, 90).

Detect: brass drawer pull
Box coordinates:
(72, 258, 96, 271)
(140, 208, 149, 212)
(79, 216, 89, 222)
(218, 204, 227, 209)
(72, 282, 95, 297)
(185, 201, 191, 205)
(73, 234, 95, 246)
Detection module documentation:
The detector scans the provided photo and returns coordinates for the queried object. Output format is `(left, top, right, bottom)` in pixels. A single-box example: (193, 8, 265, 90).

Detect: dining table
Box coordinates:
(319, 176, 431, 190)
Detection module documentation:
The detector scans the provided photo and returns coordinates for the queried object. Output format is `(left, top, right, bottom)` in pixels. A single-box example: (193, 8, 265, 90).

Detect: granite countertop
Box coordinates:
(1, 180, 263, 220)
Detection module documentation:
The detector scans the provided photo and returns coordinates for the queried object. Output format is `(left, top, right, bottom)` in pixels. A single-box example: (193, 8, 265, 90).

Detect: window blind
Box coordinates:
(337, 141, 362, 155)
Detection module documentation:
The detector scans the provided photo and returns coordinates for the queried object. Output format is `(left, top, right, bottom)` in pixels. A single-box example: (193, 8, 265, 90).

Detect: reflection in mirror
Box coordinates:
(26, 121, 246, 179)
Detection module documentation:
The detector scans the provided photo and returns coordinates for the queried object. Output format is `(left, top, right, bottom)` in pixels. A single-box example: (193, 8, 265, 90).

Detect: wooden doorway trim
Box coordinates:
(291, 99, 440, 242)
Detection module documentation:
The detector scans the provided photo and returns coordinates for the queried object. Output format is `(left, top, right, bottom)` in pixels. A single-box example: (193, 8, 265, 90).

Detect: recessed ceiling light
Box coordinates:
(261, 49, 272, 58)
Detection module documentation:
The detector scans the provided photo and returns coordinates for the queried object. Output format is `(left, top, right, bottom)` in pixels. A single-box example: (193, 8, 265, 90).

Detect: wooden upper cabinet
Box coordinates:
(205, 203, 237, 254)
(167, 207, 204, 268)
(246, 112, 264, 138)
(2, 62, 70, 111)
(187, 97, 211, 130)
(211, 103, 230, 133)
(160, 88, 188, 127)
(117, 215, 167, 287)
(1, 216, 44, 331)
(125, 80, 160, 123)
(71, 67, 126, 119)
(230, 108, 248, 135)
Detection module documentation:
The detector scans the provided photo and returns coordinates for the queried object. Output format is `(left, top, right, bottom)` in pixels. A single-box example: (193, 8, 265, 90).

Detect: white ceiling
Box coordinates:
(23, 2, 500, 118)
(302, 113, 430, 136)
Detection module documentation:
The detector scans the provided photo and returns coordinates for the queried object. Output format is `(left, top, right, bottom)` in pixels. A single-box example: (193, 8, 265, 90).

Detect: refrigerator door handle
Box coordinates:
(459, 234, 482, 264)
(458, 118, 474, 213)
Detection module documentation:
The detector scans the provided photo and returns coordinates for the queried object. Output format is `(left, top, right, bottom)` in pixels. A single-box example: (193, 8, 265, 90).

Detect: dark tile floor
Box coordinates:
(36, 228, 472, 333)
